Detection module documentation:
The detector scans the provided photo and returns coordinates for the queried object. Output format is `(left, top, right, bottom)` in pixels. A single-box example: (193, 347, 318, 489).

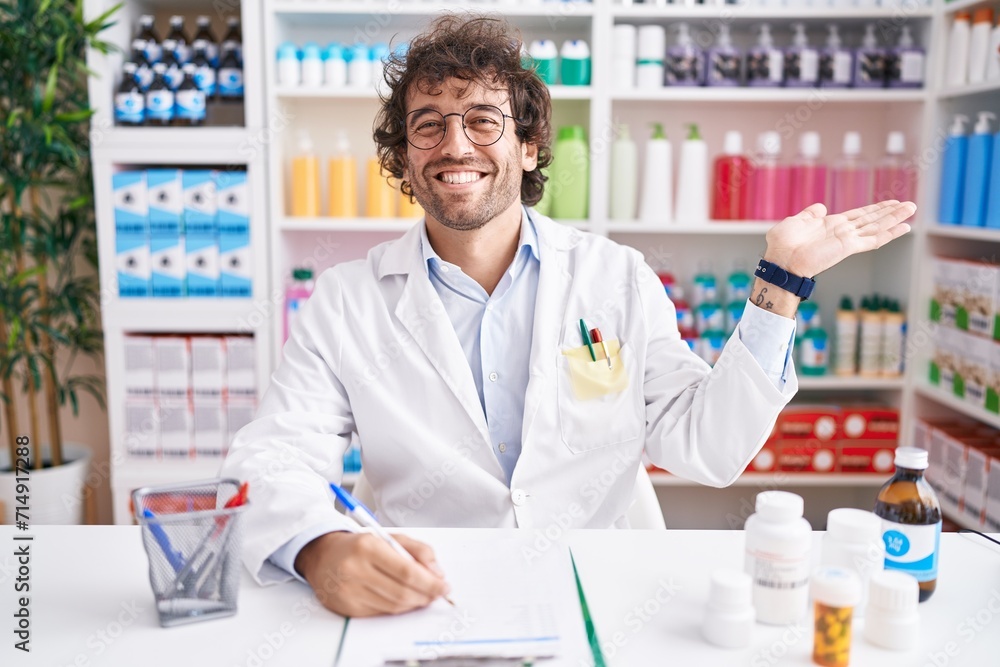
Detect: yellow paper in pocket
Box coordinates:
(561, 338, 627, 401)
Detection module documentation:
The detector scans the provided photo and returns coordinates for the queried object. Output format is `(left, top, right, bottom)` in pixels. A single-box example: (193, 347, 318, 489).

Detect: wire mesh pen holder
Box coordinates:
(133, 478, 249, 627)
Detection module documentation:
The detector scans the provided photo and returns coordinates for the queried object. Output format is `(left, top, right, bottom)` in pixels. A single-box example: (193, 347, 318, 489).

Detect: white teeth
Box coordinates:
(439, 171, 483, 184)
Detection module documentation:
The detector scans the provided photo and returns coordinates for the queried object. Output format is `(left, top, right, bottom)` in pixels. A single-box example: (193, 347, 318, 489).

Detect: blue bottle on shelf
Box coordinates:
(938, 114, 969, 225)
(986, 128, 1000, 229)
(962, 111, 996, 227)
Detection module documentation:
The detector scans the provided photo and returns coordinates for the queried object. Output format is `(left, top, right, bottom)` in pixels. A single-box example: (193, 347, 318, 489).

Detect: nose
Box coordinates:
(438, 114, 475, 157)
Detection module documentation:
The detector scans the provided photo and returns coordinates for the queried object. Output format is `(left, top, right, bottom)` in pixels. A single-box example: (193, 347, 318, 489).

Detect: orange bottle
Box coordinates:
(397, 180, 423, 218)
(365, 157, 396, 218)
(328, 131, 358, 217)
(290, 131, 321, 217)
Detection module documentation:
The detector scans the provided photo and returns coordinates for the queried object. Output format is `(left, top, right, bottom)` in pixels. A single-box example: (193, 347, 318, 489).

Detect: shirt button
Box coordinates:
(780, 343, 788, 352)
(486, 303, 494, 312)
(489, 372, 498, 382)
(499, 442, 507, 453)
(511, 489, 527, 506)
(440, 265, 450, 273)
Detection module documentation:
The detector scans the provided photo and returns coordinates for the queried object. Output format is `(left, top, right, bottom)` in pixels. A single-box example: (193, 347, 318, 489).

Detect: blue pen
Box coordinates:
(143, 509, 186, 573)
(329, 483, 455, 606)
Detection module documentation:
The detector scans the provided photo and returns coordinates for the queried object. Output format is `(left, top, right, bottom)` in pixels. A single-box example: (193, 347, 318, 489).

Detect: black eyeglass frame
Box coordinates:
(404, 104, 522, 150)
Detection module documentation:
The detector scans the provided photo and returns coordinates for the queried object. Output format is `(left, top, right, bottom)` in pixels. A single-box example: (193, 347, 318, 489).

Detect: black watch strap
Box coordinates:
(754, 259, 816, 300)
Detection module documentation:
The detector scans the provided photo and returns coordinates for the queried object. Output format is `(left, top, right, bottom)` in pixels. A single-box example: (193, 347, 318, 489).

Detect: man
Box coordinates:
(221, 15, 914, 618)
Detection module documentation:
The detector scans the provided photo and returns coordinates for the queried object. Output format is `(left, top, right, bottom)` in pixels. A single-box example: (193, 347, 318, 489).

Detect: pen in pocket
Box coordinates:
(578, 319, 597, 362)
(589, 328, 612, 369)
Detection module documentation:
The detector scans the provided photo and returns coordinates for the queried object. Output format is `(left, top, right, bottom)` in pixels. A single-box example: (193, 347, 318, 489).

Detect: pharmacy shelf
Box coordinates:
(607, 221, 775, 234)
(279, 217, 421, 232)
(274, 85, 593, 100)
(91, 126, 253, 158)
(926, 224, 1000, 242)
(940, 0, 995, 16)
(942, 506, 987, 532)
(269, 0, 595, 18)
(112, 458, 228, 488)
(648, 472, 888, 488)
(937, 79, 1000, 100)
(611, 5, 934, 20)
(611, 88, 928, 103)
(915, 383, 1000, 430)
(798, 376, 905, 390)
(103, 299, 263, 333)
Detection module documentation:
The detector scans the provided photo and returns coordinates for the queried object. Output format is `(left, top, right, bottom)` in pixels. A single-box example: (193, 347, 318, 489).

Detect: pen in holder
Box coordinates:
(133, 478, 249, 627)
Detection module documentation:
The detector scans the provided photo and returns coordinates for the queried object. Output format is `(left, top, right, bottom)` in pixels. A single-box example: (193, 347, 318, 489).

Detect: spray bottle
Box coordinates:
(886, 25, 925, 89)
(939, 115, 970, 224)
(784, 23, 819, 88)
(665, 23, 705, 86)
(962, 112, 996, 227)
(610, 124, 638, 221)
(819, 25, 853, 89)
(706, 24, 741, 87)
(748, 24, 783, 87)
(639, 123, 673, 225)
(676, 124, 709, 223)
(854, 24, 887, 89)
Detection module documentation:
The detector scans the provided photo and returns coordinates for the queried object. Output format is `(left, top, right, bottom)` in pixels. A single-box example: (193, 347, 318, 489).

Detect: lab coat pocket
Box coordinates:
(557, 341, 643, 452)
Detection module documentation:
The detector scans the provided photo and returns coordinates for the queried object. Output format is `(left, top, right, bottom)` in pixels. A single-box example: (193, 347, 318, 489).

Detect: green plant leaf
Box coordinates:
(42, 64, 59, 113)
(55, 109, 93, 123)
(39, 0, 54, 16)
(84, 2, 122, 34)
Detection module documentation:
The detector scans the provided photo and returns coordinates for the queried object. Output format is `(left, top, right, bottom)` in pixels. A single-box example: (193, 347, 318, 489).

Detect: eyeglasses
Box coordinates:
(405, 104, 519, 150)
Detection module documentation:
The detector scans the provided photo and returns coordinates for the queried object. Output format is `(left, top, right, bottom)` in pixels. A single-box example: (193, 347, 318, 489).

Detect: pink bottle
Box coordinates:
(789, 131, 828, 215)
(831, 131, 872, 214)
(283, 267, 315, 344)
(752, 131, 791, 221)
(874, 131, 917, 222)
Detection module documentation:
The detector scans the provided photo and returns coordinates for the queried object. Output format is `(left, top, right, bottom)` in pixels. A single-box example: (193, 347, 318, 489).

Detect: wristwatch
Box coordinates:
(754, 259, 816, 300)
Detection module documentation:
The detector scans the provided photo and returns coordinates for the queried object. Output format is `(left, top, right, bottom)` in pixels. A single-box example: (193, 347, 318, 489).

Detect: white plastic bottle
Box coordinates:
(371, 43, 390, 96)
(946, 11, 972, 87)
(347, 43, 371, 88)
(858, 296, 884, 377)
(675, 123, 709, 224)
(276, 42, 301, 87)
(610, 124, 638, 221)
(636, 25, 666, 90)
(639, 123, 673, 225)
(300, 42, 323, 88)
(612, 24, 637, 90)
(324, 43, 347, 88)
(835, 296, 859, 377)
(820, 508, 885, 617)
(987, 16, 1000, 80)
(880, 300, 905, 377)
(968, 8, 994, 85)
(744, 491, 812, 625)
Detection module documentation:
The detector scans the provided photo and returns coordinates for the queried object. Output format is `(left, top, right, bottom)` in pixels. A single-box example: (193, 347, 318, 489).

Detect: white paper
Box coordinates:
(335, 535, 591, 666)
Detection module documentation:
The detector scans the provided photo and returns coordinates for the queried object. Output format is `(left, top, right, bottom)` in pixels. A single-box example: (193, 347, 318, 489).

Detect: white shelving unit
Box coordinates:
(86, 0, 1000, 526)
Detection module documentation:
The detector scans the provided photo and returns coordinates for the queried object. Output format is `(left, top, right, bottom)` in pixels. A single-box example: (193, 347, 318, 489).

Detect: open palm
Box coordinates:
(764, 200, 916, 278)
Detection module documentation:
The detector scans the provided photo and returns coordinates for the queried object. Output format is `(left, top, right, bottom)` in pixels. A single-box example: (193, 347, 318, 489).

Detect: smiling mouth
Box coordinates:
(435, 171, 487, 185)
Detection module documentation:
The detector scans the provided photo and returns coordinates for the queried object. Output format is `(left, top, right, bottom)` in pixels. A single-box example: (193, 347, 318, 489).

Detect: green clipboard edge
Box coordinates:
(570, 549, 608, 667)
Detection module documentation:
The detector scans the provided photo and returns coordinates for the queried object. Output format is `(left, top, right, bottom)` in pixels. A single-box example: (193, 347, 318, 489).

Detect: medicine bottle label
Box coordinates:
(881, 521, 941, 582)
(745, 549, 810, 591)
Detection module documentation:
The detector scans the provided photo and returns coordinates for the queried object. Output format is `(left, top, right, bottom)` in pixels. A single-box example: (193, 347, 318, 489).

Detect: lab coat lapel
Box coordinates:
(521, 213, 573, 445)
(391, 228, 494, 451)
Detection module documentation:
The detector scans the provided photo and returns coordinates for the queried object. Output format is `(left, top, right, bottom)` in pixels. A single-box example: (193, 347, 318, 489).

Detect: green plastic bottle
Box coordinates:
(799, 326, 829, 375)
(550, 125, 589, 220)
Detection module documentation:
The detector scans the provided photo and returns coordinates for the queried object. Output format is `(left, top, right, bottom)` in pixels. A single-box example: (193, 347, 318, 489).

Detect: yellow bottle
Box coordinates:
(365, 157, 396, 218)
(290, 131, 321, 217)
(328, 131, 358, 218)
(397, 180, 423, 218)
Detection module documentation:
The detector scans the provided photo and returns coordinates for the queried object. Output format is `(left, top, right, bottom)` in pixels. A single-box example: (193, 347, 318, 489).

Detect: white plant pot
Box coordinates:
(0, 443, 92, 525)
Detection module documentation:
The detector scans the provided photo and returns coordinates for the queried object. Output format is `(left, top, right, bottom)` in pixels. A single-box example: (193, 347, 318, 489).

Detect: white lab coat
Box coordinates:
(222, 210, 797, 583)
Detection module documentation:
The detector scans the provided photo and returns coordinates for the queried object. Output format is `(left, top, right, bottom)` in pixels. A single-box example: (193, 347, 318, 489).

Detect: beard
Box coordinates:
(405, 149, 523, 231)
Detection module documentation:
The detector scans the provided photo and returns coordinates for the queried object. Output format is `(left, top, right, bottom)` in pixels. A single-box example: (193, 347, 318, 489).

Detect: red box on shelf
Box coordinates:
(841, 406, 900, 441)
(776, 439, 837, 473)
(838, 440, 897, 474)
(773, 405, 841, 442)
(749, 438, 778, 473)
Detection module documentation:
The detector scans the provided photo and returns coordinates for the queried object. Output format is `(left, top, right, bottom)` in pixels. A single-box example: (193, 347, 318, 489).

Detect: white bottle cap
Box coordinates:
(894, 446, 928, 470)
(886, 131, 906, 155)
(949, 114, 970, 136)
(827, 508, 883, 544)
(757, 131, 781, 156)
(561, 39, 590, 59)
(864, 570, 920, 650)
(637, 25, 666, 60)
(799, 131, 821, 158)
(529, 39, 558, 59)
(810, 567, 862, 608)
(974, 111, 997, 134)
(702, 569, 754, 649)
(843, 131, 862, 156)
(613, 24, 637, 58)
(755, 490, 804, 522)
(723, 130, 743, 155)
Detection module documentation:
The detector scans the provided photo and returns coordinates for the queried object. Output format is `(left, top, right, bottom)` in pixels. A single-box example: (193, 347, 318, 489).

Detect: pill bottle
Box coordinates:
(820, 508, 885, 616)
(863, 569, 920, 650)
(744, 491, 812, 625)
(702, 569, 755, 649)
(810, 567, 862, 667)
(873, 446, 942, 602)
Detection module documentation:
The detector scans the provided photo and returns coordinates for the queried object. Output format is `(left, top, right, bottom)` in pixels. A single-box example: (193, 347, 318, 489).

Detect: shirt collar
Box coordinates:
(419, 206, 540, 275)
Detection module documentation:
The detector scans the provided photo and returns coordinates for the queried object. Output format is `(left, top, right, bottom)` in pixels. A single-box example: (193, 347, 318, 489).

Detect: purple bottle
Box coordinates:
(784, 23, 819, 88)
(706, 24, 742, 87)
(665, 22, 705, 87)
(886, 25, 925, 89)
(747, 24, 784, 88)
(819, 25, 853, 89)
(854, 24, 887, 89)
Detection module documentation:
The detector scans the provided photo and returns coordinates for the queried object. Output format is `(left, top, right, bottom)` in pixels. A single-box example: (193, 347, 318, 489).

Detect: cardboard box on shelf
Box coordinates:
(193, 398, 227, 458)
(147, 169, 183, 236)
(124, 399, 158, 458)
(986, 451, 1000, 532)
(158, 399, 193, 459)
(227, 398, 257, 451)
(955, 329, 991, 407)
(112, 171, 148, 236)
(841, 405, 900, 441)
(772, 405, 841, 442)
(776, 440, 837, 473)
(989, 340, 1000, 414)
(224, 336, 256, 398)
(959, 259, 999, 340)
(155, 336, 190, 399)
(930, 257, 962, 328)
(963, 444, 1000, 529)
(749, 438, 777, 473)
(185, 235, 220, 298)
(190, 336, 226, 397)
(182, 170, 218, 236)
(123, 335, 155, 398)
(838, 440, 896, 474)
(115, 234, 151, 298)
(150, 234, 185, 298)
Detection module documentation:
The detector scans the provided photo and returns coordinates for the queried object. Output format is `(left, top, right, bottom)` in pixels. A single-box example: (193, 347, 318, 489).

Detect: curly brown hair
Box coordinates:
(373, 13, 552, 206)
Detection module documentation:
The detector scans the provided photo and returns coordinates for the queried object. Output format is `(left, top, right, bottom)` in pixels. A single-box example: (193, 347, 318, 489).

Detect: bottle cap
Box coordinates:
(182, 63, 195, 74)
(840, 295, 854, 310)
(826, 508, 883, 544)
(843, 131, 862, 156)
(617, 124, 632, 141)
(973, 8, 994, 24)
(702, 569, 754, 649)
(886, 131, 906, 155)
(558, 125, 586, 142)
(757, 23, 774, 48)
(706, 569, 753, 612)
(899, 25, 914, 48)
(650, 122, 667, 140)
(949, 114, 970, 136)
(758, 131, 781, 156)
(349, 43, 370, 62)
(974, 111, 997, 134)
(170, 15, 184, 26)
(123, 62, 137, 72)
(811, 567, 862, 608)
(560, 39, 590, 58)
(862, 23, 878, 49)
(717, 24, 733, 48)
(755, 490, 804, 523)
(371, 42, 390, 63)
(637, 25, 666, 59)
(612, 24, 637, 58)
(302, 42, 322, 61)
(723, 130, 743, 155)
(673, 22, 693, 47)
(197, 16, 210, 27)
(325, 42, 344, 60)
(826, 25, 842, 49)
(277, 42, 299, 61)
(864, 570, 920, 651)
(791, 22, 808, 48)
(894, 446, 928, 470)
(140, 14, 154, 25)
(686, 123, 702, 141)
(529, 39, 558, 59)
(799, 131, 821, 158)
(293, 268, 314, 281)
(955, 10, 971, 21)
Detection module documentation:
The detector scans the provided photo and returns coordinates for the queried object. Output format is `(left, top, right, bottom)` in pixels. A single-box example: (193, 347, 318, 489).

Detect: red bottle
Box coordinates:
(712, 131, 753, 220)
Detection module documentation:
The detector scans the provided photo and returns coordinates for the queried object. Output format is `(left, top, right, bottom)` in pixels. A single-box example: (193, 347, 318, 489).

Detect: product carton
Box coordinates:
(123, 335, 156, 397)
(225, 336, 256, 398)
(155, 336, 190, 398)
(115, 234, 151, 298)
(227, 399, 257, 453)
(190, 336, 226, 397)
(158, 399, 192, 458)
(749, 437, 778, 473)
(956, 259, 998, 339)
(193, 398, 227, 457)
(150, 234, 185, 298)
(216, 170, 249, 236)
(147, 169, 183, 236)
(840, 405, 900, 441)
(124, 399, 158, 457)
(985, 450, 1000, 532)
(182, 170, 218, 236)
(219, 231, 251, 297)
(773, 405, 841, 442)
(838, 440, 896, 474)
(930, 257, 962, 328)
(927, 423, 978, 494)
(185, 234, 220, 297)
(989, 340, 1000, 414)
(776, 439, 837, 473)
(112, 171, 148, 235)
(939, 431, 970, 517)
(962, 443, 1000, 529)
(931, 325, 960, 392)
